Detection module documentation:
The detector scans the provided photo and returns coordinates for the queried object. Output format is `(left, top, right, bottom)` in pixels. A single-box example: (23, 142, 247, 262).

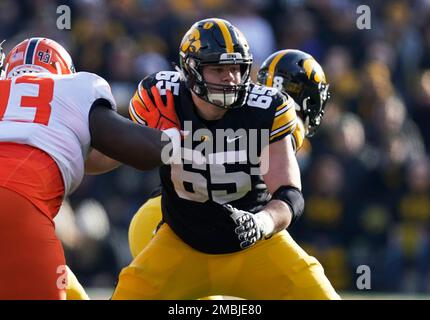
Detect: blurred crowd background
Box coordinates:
(1, 0, 430, 294)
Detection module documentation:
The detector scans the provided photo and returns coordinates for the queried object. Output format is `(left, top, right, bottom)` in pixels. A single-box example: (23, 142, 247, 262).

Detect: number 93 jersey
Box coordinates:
(0, 72, 116, 194)
(130, 71, 297, 253)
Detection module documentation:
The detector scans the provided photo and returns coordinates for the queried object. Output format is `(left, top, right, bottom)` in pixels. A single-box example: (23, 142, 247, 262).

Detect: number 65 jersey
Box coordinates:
(0, 72, 116, 195)
(130, 71, 298, 254)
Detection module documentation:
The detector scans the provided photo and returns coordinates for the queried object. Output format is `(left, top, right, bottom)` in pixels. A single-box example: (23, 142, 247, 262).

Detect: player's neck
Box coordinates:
(191, 92, 227, 121)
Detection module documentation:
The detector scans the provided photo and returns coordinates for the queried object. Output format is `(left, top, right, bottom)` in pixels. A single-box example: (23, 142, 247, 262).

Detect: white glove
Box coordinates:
(224, 204, 275, 249)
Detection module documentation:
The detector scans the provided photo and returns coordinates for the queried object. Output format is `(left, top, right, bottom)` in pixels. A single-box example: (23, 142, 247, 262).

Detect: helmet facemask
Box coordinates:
(182, 52, 252, 109)
(298, 81, 330, 137)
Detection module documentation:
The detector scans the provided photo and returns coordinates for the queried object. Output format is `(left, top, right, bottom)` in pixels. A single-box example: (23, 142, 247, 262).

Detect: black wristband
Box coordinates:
(272, 185, 305, 226)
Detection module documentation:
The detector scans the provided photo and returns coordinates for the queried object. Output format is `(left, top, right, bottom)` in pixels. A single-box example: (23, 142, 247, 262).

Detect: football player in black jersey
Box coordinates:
(112, 18, 339, 299)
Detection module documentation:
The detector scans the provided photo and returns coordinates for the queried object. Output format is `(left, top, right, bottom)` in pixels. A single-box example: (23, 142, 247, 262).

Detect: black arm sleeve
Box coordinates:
(271, 185, 305, 227)
(89, 101, 167, 171)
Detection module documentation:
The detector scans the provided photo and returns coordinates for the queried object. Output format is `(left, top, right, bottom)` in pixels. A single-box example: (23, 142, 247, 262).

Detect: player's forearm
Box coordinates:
(260, 136, 303, 233)
(89, 104, 169, 171)
(260, 199, 293, 233)
(84, 149, 121, 175)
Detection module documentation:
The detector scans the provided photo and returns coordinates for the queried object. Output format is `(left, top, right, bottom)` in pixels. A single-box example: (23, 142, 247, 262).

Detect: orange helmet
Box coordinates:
(2, 37, 75, 79)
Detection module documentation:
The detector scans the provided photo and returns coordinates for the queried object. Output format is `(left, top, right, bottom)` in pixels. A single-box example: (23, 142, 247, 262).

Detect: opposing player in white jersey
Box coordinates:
(0, 37, 180, 300)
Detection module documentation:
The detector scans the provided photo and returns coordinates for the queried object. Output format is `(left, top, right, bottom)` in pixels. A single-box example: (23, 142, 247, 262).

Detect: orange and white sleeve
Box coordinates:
(128, 81, 148, 126)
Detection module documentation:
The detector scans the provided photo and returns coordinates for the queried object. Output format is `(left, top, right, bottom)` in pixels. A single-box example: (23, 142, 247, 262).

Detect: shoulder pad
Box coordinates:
(246, 83, 280, 110)
(269, 92, 297, 143)
(140, 71, 181, 96)
(291, 117, 306, 152)
(73, 72, 116, 111)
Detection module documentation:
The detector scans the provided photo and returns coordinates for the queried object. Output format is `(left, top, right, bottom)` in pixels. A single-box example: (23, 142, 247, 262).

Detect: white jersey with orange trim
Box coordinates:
(0, 71, 116, 194)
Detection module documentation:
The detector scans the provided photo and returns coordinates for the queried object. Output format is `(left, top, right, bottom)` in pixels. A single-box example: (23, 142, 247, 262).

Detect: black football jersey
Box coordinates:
(130, 71, 297, 253)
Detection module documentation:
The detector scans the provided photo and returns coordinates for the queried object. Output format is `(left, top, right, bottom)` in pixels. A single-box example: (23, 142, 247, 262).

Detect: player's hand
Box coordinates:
(138, 86, 180, 131)
(224, 204, 265, 249)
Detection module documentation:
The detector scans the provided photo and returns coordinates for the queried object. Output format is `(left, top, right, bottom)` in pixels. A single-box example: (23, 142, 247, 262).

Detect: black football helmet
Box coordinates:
(257, 49, 330, 137)
(179, 18, 253, 109)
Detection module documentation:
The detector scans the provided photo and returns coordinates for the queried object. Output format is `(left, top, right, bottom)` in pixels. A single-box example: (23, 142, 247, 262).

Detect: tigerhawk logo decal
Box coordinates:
(181, 27, 201, 53)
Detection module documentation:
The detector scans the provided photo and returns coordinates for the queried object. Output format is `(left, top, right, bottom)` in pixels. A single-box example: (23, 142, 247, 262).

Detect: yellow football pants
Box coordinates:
(128, 196, 163, 259)
(66, 266, 89, 300)
(114, 199, 340, 300)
